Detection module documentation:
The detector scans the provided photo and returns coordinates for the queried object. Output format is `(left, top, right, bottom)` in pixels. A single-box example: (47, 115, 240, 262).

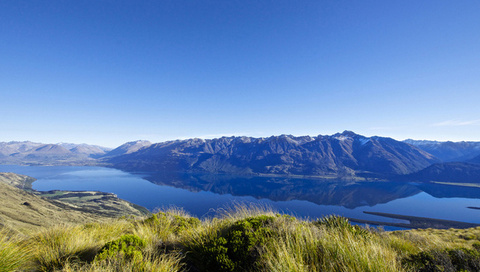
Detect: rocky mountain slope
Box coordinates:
(107, 131, 438, 177)
(404, 139, 480, 162)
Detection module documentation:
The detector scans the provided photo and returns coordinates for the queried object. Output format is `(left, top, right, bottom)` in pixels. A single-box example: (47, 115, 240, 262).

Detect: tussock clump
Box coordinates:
(61, 251, 184, 272)
(316, 215, 371, 237)
(0, 228, 32, 271)
(32, 225, 98, 271)
(30, 220, 132, 271)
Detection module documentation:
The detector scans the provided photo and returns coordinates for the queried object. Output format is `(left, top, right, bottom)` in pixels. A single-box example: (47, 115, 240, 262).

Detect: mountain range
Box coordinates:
(106, 131, 438, 178)
(1, 131, 479, 181)
(0, 141, 111, 165)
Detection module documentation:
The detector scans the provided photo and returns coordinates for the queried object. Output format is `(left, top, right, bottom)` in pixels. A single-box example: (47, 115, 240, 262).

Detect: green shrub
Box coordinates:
(448, 248, 480, 271)
(402, 248, 480, 272)
(402, 250, 453, 271)
(188, 215, 276, 272)
(95, 234, 146, 264)
(172, 214, 200, 233)
(460, 233, 477, 241)
(143, 212, 200, 234)
(473, 242, 480, 251)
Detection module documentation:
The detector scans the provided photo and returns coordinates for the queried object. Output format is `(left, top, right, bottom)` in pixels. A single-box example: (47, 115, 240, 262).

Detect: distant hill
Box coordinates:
(107, 131, 438, 177)
(406, 162, 480, 183)
(102, 140, 151, 158)
(404, 139, 480, 162)
(0, 141, 44, 157)
(64, 143, 111, 158)
(0, 172, 149, 232)
(0, 141, 111, 165)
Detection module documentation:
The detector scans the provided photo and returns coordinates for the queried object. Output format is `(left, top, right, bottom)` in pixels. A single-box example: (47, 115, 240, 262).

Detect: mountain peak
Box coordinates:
(330, 130, 364, 141)
(124, 140, 151, 145)
(104, 140, 152, 157)
(340, 130, 360, 137)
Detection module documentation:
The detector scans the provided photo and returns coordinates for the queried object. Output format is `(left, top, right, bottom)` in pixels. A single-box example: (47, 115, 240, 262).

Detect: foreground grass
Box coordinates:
(1, 205, 480, 271)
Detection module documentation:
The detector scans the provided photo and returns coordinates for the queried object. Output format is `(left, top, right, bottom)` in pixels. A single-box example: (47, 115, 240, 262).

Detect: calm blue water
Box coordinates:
(1, 165, 479, 227)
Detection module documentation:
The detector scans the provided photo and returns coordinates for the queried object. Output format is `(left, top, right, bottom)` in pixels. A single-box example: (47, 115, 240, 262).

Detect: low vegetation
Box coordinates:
(1, 205, 480, 271)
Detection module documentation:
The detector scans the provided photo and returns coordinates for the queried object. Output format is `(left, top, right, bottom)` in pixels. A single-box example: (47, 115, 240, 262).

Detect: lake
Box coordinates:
(1, 165, 479, 229)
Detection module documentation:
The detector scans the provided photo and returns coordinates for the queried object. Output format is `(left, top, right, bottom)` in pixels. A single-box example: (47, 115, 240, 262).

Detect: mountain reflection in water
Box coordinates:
(142, 173, 427, 209)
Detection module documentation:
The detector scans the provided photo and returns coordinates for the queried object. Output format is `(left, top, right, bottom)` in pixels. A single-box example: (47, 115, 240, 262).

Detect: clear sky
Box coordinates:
(1, 1, 479, 147)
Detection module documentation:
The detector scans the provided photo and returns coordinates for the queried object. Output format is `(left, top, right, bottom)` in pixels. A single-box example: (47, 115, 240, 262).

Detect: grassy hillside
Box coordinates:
(1, 205, 480, 272)
(0, 172, 36, 190)
(38, 190, 150, 218)
(0, 173, 149, 233)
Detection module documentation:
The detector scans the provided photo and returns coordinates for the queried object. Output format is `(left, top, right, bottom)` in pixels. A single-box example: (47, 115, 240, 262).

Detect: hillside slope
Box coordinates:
(0, 172, 36, 190)
(0, 173, 149, 233)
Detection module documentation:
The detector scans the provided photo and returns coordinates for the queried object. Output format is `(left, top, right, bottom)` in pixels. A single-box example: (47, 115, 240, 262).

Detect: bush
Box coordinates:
(95, 234, 146, 264)
(402, 248, 480, 272)
(473, 242, 480, 251)
(188, 215, 275, 271)
(143, 212, 200, 234)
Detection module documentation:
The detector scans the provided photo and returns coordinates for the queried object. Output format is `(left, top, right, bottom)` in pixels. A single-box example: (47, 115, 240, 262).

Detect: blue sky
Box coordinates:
(1, 1, 479, 147)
